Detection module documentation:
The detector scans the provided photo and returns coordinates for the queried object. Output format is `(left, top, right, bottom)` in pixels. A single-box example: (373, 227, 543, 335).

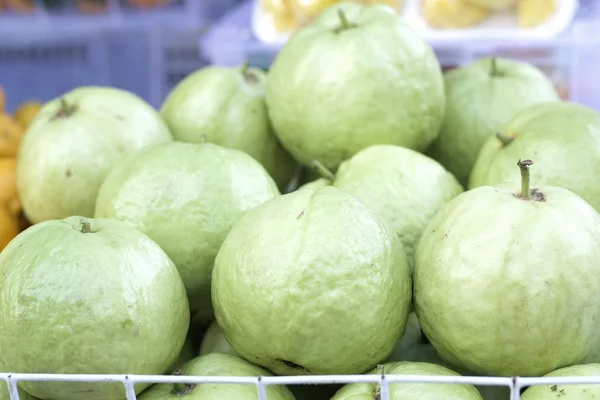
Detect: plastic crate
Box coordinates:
(199, 0, 600, 112)
(0, 0, 240, 112)
(3, 371, 600, 400)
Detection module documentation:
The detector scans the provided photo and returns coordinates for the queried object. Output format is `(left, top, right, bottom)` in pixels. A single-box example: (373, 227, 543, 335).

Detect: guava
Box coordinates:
(138, 353, 296, 400)
(16, 86, 172, 224)
(469, 101, 600, 212)
(94, 142, 279, 326)
(212, 185, 412, 376)
(466, 0, 515, 10)
(426, 57, 559, 187)
(332, 145, 463, 267)
(199, 320, 238, 357)
(265, 2, 445, 171)
(330, 362, 483, 400)
(0, 384, 38, 400)
(160, 63, 296, 190)
(0, 217, 190, 400)
(414, 160, 600, 377)
(521, 364, 600, 399)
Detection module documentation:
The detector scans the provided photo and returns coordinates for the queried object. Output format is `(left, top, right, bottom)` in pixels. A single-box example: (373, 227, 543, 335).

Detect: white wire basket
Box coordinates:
(3, 372, 600, 400)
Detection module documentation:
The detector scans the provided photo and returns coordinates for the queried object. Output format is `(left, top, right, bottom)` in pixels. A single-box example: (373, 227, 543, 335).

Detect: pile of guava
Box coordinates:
(3, 2, 600, 400)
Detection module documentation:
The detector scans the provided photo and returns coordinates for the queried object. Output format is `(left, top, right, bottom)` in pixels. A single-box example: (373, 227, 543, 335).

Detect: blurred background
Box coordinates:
(0, 0, 598, 113)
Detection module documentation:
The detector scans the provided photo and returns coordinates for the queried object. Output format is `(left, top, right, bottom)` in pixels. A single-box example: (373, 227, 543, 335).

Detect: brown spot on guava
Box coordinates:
(65, 168, 72, 177)
(297, 210, 304, 220)
(277, 358, 311, 373)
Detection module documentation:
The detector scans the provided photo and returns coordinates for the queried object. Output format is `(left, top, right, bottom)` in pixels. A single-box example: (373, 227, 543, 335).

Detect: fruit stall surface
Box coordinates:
(2, 1, 600, 400)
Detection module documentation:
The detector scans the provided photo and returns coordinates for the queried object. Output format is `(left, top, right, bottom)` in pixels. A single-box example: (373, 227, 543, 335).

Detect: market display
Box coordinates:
(1, 1, 599, 400)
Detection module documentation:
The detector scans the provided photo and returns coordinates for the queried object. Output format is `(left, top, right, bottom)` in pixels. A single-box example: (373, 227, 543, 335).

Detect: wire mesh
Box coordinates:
(4, 372, 600, 400)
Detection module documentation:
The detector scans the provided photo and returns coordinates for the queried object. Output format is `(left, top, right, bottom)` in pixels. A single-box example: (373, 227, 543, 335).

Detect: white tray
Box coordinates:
(251, 0, 579, 46)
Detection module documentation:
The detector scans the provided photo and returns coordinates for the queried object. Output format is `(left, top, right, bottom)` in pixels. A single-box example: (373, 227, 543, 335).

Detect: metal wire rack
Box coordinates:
(3, 372, 600, 400)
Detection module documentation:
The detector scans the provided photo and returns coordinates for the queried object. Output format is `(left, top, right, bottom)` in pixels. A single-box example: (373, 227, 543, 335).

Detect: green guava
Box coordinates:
(265, 2, 445, 171)
(94, 142, 280, 326)
(469, 101, 600, 211)
(426, 57, 559, 187)
(414, 160, 600, 377)
(0, 217, 190, 400)
(16, 86, 172, 224)
(332, 145, 463, 267)
(199, 320, 238, 357)
(521, 364, 600, 399)
(138, 353, 296, 400)
(0, 384, 38, 400)
(160, 63, 296, 190)
(212, 185, 412, 376)
(330, 362, 483, 400)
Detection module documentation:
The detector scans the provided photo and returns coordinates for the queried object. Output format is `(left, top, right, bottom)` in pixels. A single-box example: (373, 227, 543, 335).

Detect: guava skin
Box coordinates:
(0, 217, 190, 400)
(199, 320, 238, 357)
(0, 384, 38, 400)
(266, 2, 445, 171)
(330, 361, 483, 400)
(160, 65, 296, 190)
(212, 186, 412, 376)
(414, 183, 600, 377)
(426, 58, 559, 187)
(469, 102, 600, 211)
(16, 86, 173, 224)
(94, 142, 280, 326)
(138, 353, 296, 400)
(334, 145, 463, 268)
(521, 364, 600, 400)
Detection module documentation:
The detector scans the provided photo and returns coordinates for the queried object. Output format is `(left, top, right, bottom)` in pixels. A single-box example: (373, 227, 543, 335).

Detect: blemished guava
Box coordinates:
(414, 160, 600, 377)
(521, 364, 600, 400)
(16, 86, 172, 224)
(95, 142, 280, 326)
(138, 353, 296, 400)
(212, 185, 412, 376)
(330, 362, 483, 400)
(333, 145, 463, 267)
(469, 101, 600, 211)
(265, 2, 445, 171)
(199, 320, 238, 357)
(0, 217, 190, 400)
(426, 57, 559, 186)
(160, 63, 296, 190)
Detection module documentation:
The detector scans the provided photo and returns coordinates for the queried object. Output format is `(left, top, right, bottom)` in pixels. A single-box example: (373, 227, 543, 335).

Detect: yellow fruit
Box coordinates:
(0, 205, 19, 252)
(359, 0, 404, 10)
(0, 158, 20, 216)
(423, 0, 489, 28)
(518, 0, 556, 28)
(291, 0, 339, 19)
(0, 113, 24, 158)
(464, 0, 515, 10)
(261, 0, 302, 32)
(14, 101, 42, 129)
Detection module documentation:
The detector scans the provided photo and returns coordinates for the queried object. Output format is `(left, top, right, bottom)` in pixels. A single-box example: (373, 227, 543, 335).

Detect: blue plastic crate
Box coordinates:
(0, 1, 240, 112)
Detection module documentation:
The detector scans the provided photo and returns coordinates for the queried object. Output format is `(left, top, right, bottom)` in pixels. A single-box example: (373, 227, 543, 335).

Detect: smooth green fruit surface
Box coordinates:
(426, 57, 559, 186)
(334, 145, 463, 267)
(266, 2, 445, 171)
(0, 217, 190, 400)
(521, 364, 600, 399)
(330, 362, 483, 400)
(95, 142, 280, 325)
(414, 174, 600, 377)
(160, 64, 296, 189)
(212, 186, 412, 376)
(16, 86, 172, 224)
(199, 320, 238, 357)
(469, 102, 600, 211)
(138, 353, 296, 400)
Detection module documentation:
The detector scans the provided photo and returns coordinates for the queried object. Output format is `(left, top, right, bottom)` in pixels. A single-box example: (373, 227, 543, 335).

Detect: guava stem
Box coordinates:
(310, 160, 335, 181)
(490, 57, 498, 76)
(80, 219, 92, 234)
(200, 134, 209, 144)
(240, 61, 259, 85)
(241, 61, 250, 76)
(334, 9, 357, 33)
(517, 159, 533, 199)
(53, 97, 77, 119)
(171, 369, 196, 396)
(372, 364, 384, 399)
(495, 132, 514, 147)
